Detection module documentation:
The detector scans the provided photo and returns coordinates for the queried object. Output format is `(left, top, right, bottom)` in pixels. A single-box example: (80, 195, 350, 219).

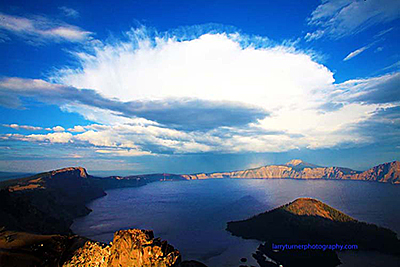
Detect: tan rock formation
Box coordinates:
(353, 160, 400, 183)
(63, 229, 181, 267)
(182, 160, 400, 184)
(63, 240, 110, 267)
(108, 229, 181, 267)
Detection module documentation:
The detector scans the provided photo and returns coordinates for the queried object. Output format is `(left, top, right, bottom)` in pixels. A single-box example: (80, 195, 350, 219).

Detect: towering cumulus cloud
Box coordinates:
(1, 26, 399, 156)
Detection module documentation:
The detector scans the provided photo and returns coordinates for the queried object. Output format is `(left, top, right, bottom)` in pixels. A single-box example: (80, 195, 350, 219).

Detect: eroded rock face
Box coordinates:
(353, 160, 400, 183)
(108, 229, 181, 267)
(63, 240, 110, 267)
(182, 160, 400, 184)
(63, 229, 181, 267)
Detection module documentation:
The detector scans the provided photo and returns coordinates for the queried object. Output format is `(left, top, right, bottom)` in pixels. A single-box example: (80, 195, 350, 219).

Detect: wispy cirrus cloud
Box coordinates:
(374, 27, 394, 38)
(347, 106, 400, 151)
(59, 6, 79, 18)
(381, 61, 400, 72)
(306, 0, 400, 40)
(343, 45, 370, 61)
(342, 27, 393, 61)
(335, 72, 400, 104)
(0, 12, 92, 43)
(304, 30, 325, 42)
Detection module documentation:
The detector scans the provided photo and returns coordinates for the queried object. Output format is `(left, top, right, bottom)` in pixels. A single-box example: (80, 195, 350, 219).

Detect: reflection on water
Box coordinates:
(72, 179, 400, 267)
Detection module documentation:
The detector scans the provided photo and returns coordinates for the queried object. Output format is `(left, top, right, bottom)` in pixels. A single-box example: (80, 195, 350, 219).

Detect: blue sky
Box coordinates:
(0, 0, 399, 175)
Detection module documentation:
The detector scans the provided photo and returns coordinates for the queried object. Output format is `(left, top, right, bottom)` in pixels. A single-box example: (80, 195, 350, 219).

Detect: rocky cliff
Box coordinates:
(182, 160, 400, 184)
(0, 167, 181, 234)
(352, 160, 400, 183)
(0, 167, 106, 234)
(0, 228, 205, 267)
(63, 229, 181, 267)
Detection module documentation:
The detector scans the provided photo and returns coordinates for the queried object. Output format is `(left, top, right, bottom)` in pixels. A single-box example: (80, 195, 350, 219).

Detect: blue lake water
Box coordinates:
(71, 179, 400, 267)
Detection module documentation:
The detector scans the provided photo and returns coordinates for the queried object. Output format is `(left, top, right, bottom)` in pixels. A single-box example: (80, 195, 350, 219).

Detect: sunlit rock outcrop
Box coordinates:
(63, 229, 181, 267)
(0, 228, 203, 267)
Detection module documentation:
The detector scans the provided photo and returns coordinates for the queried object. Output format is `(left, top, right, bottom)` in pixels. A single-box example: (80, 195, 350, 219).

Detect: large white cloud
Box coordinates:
(2, 27, 397, 155)
(55, 32, 334, 109)
(50, 29, 379, 151)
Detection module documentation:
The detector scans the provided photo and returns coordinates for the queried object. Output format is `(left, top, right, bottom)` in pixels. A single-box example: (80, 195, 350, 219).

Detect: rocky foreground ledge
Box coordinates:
(0, 228, 206, 267)
(64, 229, 179, 267)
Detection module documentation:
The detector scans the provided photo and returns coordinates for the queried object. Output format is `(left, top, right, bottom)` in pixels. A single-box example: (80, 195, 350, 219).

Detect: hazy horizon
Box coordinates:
(1, 157, 398, 178)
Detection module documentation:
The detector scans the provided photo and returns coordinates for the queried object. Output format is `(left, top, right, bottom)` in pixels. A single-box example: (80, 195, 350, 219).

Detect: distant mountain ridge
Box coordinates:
(0, 163, 398, 266)
(181, 160, 400, 184)
(0, 160, 398, 235)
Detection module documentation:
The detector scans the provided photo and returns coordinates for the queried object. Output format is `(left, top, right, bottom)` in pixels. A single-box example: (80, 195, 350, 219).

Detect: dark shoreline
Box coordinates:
(0, 162, 399, 266)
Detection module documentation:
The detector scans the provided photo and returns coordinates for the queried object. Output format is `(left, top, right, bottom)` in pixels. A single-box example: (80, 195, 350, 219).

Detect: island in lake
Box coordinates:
(227, 198, 400, 267)
(0, 160, 399, 266)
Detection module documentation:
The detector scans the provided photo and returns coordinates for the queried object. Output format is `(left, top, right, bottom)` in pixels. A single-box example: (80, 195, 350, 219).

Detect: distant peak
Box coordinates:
(285, 159, 304, 166)
(285, 159, 320, 169)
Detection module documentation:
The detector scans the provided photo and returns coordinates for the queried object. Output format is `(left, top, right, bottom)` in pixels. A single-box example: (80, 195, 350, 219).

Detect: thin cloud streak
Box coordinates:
(2, 124, 43, 131)
(307, 0, 400, 39)
(343, 39, 383, 61)
(0, 12, 92, 43)
(343, 46, 369, 61)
